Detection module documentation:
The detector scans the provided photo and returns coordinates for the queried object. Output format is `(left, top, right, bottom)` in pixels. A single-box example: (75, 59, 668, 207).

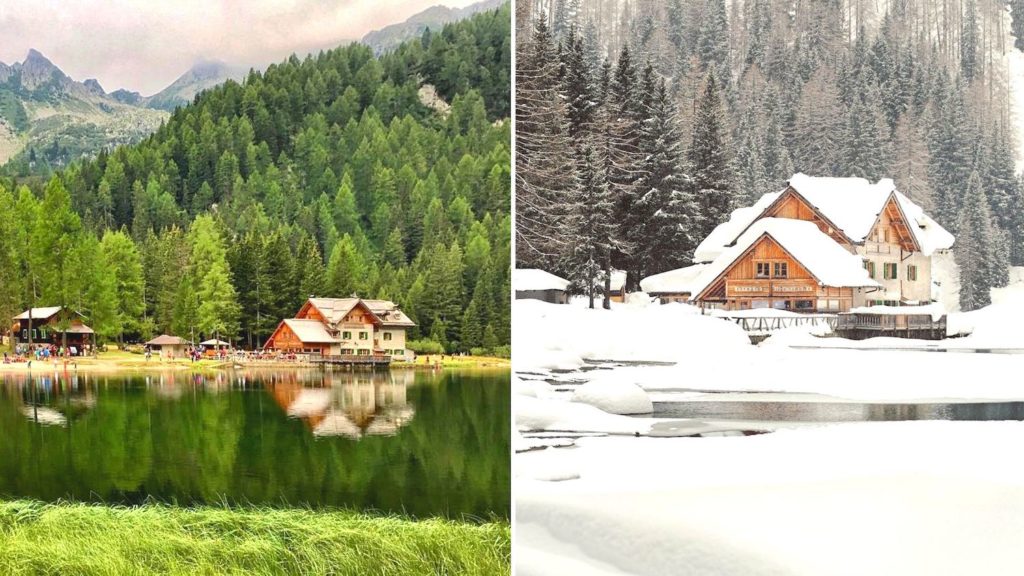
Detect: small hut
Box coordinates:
(514, 269, 570, 304)
(145, 335, 191, 358)
(12, 307, 94, 353)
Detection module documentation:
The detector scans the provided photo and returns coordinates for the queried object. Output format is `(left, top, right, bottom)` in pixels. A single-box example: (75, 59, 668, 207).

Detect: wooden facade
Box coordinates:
(696, 235, 856, 312)
(757, 190, 852, 246)
(11, 308, 94, 349)
(265, 298, 412, 361)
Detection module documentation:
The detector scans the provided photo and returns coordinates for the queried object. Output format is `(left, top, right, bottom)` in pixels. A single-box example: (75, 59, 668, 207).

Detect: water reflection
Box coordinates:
(0, 368, 510, 519)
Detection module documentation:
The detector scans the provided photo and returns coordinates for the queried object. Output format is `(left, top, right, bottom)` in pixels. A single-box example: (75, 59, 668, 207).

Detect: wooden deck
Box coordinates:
(835, 312, 947, 340)
(718, 314, 838, 334)
(309, 354, 392, 366)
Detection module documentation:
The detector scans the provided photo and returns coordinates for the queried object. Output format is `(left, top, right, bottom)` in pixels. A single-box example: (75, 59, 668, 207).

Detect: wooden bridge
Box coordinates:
(717, 314, 839, 334)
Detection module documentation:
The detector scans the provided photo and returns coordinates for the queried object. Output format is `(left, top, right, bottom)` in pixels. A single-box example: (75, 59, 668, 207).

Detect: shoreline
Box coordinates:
(0, 353, 510, 375)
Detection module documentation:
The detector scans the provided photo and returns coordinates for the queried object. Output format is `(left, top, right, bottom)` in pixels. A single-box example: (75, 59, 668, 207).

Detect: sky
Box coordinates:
(0, 0, 478, 96)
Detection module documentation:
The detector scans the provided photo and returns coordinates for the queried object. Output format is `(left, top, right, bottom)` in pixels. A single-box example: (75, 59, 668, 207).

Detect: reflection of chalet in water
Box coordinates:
(264, 297, 415, 362)
(11, 307, 95, 348)
(269, 372, 415, 439)
(681, 174, 955, 312)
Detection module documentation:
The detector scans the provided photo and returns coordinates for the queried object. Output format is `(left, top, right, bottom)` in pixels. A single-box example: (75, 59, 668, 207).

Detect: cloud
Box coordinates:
(0, 0, 479, 95)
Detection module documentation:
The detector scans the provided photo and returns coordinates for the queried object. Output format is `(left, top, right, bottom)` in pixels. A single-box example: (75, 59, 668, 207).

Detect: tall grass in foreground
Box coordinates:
(0, 500, 510, 575)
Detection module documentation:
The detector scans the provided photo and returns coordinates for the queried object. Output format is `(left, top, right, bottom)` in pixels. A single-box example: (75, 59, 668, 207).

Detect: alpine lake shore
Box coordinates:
(0, 350, 511, 575)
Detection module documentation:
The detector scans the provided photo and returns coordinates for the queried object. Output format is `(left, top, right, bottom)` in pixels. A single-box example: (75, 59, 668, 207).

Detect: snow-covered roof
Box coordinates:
(607, 269, 627, 291)
(639, 264, 710, 294)
(514, 268, 570, 292)
(13, 306, 63, 320)
(690, 218, 880, 299)
(696, 174, 954, 261)
(283, 319, 338, 343)
(694, 192, 781, 263)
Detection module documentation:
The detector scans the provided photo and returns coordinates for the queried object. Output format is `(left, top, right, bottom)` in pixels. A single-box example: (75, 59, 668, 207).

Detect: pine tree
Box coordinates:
(955, 172, 1003, 311)
(689, 70, 735, 239)
(100, 230, 146, 341)
(326, 234, 364, 297)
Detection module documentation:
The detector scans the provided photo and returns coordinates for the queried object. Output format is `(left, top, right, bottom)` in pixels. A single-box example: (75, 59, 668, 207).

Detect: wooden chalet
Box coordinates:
(640, 263, 709, 304)
(692, 174, 955, 310)
(264, 297, 415, 363)
(11, 307, 94, 349)
(689, 218, 879, 312)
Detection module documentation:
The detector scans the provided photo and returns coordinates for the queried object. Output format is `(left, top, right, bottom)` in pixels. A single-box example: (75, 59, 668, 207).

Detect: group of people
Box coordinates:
(3, 343, 94, 364)
(142, 345, 227, 362)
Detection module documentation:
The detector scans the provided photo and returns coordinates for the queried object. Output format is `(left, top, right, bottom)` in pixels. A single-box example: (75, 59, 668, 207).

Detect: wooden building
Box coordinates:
(145, 334, 191, 357)
(690, 218, 878, 311)
(11, 307, 94, 350)
(514, 268, 570, 304)
(693, 174, 955, 309)
(264, 297, 415, 362)
(640, 264, 709, 304)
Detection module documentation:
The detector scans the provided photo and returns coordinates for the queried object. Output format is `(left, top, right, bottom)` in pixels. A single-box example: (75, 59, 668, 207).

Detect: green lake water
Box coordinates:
(0, 368, 510, 520)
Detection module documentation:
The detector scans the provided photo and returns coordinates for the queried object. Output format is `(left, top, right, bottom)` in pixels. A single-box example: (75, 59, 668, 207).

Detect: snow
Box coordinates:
(517, 422, 1024, 576)
(516, 395, 653, 435)
(514, 268, 571, 292)
(688, 218, 879, 299)
(694, 175, 954, 264)
(1002, 5, 1024, 170)
(638, 263, 708, 294)
(513, 299, 750, 369)
(572, 378, 653, 415)
(693, 192, 781, 263)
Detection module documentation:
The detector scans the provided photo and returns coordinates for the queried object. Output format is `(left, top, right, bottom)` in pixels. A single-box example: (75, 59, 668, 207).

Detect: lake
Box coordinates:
(0, 368, 510, 520)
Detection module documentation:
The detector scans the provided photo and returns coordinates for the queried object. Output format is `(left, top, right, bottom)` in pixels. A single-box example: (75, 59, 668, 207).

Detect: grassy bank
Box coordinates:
(0, 500, 510, 575)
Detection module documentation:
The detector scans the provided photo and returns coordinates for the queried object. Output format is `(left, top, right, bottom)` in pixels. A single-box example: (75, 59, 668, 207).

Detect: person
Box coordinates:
(145, 346, 151, 362)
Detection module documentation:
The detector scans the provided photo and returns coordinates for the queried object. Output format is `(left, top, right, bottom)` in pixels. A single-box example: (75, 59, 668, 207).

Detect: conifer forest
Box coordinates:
(0, 7, 511, 354)
(516, 0, 1024, 310)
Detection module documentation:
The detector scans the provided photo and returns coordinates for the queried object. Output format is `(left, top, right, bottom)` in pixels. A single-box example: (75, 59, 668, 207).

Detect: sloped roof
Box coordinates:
(13, 307, 63, 320)
(694, 192, 782, 263)
(696, 174, 954, 262)
(362, 299, 416, 327)
(514, 268, 570, 291)
(146, 335, 190, 346)
(690, 218, 880, 299)
(283, 319, 339, 343)
(640, 263, 710, 294)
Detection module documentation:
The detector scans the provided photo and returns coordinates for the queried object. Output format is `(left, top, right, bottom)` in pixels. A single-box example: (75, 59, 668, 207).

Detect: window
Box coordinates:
(907, 265, 918, 281)
(883, 263, 897, 280)
(884, 229, 890, 243)
(383, 332, 392, 341)
(864, 261, 875, 279)
(393, 349, 404, 356)
(756, 262, 770, 278)
(342, 331, 352, 339)
(358, 349, 370, 355)
(21, 329, 27, 340)
(773, 262, 788, 278)
(359, 331, 368, 340)
(340, 348, 354, 355)
(795, 300, 814, 310)
(32, 329, 37, 340)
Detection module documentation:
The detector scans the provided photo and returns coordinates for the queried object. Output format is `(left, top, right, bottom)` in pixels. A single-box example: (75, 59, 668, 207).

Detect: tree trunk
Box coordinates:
(602, 251, 612, 310)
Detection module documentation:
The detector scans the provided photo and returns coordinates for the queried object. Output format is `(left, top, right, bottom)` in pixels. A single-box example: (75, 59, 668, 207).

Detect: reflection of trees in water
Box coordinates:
(0, 369, 510, 518)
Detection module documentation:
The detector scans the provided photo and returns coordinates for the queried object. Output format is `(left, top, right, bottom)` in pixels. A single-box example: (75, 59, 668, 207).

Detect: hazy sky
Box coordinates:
(0, 0, 478, 96)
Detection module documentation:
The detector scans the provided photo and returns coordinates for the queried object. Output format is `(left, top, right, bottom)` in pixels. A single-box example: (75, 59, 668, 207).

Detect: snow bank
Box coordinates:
(514, 268, 570, 291)
(518, 421, 1024, 576)
(572, 379, 653, 415)
(515, 395, 652, 435)
(513, 299, 750, 369)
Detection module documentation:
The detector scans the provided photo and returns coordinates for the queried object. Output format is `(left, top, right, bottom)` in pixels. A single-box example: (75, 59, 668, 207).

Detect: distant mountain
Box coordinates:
(143, 59, 248, 111)
(0, 49, 168, 172)
(361, 0, 507, 54)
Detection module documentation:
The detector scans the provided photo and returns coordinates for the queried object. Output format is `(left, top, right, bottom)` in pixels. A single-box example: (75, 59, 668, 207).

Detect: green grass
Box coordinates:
(0, 500, 510, 575)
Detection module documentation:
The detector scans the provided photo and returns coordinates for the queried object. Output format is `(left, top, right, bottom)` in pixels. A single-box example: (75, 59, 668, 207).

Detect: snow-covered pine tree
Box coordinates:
(792, 68, 844, 176)
(689, 70, 735, 239)
(892, 112, 934, 213)
(955, 171, 1003, 311)
(735, 105, 770, 206)
(928, 76, 976, 233)
(840, 71, 891, 180)
(632, 78, 698, 280)
(982, 124, 1019, 233)
(960, 0, 980, 83)
(605, 44, 643, 271)
(697, 0, 729, 76)
(515, 18, 577, 268)
(567, 143, 619, 309)
(1011, 175, 1024, 266)
(562, 27, 597, 140)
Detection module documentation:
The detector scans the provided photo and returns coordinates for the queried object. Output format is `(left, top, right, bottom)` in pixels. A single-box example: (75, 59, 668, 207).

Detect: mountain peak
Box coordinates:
(17, 48, 67, 90)
(24, 48, 53, 66)
(83, 78, 105, 95)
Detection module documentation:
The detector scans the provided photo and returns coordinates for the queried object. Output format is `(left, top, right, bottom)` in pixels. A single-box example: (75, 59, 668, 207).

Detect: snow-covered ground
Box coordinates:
(515, 276, 1024, 575)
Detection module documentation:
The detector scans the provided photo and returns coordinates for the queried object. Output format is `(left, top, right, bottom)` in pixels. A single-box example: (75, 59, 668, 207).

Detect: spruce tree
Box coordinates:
(689, 70, 735, 239)
(955, 172, 1002, 311)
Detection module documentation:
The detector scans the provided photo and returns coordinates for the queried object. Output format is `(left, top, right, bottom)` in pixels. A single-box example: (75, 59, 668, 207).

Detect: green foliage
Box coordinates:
(407, 338, 446, 354)
(0, 9, 510, 350)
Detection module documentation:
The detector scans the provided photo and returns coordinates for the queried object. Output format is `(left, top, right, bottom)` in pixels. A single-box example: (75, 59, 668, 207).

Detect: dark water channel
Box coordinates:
(654, 398, 1024, 422)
